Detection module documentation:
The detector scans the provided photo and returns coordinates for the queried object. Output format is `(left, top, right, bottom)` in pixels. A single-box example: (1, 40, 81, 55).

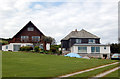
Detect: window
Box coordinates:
(76, 39, 81, 43)
(104, 46, 106, 49)
(89, 39, 95, 43)
(21, 36, 29, 42)
(91, 47, 100, 53)
(39, 44, 43, 49)
(32, 36, 40, 42)
(28, 27, 34, 31)
(6, 46, 8, 49)
(78, 46, 87, 53)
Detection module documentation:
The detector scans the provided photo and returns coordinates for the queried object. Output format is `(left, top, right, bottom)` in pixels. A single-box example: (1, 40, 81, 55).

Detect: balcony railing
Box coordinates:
(9, 38, 41, 43)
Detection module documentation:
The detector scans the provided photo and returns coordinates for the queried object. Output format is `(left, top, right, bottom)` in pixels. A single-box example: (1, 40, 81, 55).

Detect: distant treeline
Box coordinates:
(110, 43, 120, 53)
(0, 38, 11, 45)
(0, 38, 12, 41)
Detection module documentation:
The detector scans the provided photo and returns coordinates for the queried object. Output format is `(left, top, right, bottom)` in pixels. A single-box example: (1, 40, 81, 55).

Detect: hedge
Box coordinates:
(20, 46, 33, 51)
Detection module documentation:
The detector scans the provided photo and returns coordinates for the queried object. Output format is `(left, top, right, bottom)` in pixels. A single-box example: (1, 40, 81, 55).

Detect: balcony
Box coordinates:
(9, 38, 42, 43)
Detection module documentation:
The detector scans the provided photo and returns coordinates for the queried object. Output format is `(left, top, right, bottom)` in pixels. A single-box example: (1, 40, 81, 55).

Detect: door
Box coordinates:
(103, 54, 107, 59)
(13, 45, 21, 51)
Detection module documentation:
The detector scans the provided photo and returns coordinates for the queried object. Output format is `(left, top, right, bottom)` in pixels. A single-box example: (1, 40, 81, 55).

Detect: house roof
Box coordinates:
(12, 21, 44, 38)
(61, 29, 100, 40)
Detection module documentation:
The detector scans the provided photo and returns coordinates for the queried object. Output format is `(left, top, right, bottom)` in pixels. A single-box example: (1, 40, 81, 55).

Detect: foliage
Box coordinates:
(44, 50, 53, 54)
(0, 40, 8, 45)
(50, 45, 61, 54)
(50, 47, 57, 53)
(34, 46, 40, 52)
(41, 36, 56, 44)
(20, 46, 33, 51)
(110, 43, 120, 53)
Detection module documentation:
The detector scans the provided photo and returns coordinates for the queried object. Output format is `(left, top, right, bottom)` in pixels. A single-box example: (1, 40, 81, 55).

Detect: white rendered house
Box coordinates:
(61, 29, 110, 59)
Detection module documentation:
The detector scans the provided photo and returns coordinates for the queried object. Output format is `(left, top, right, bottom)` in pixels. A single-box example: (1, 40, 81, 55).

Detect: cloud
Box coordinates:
(0, 0, 118, 44)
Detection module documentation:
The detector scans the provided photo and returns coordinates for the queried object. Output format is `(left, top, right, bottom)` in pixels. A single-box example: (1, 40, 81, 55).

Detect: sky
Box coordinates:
(0, 0, 119, 44)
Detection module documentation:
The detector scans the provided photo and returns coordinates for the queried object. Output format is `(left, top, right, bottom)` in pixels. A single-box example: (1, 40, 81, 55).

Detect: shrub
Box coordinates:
(34, 46, 40, 52)
(50, 47, 57, 53)
(20, 46, 33, 51)
(44, 50, 53, 54)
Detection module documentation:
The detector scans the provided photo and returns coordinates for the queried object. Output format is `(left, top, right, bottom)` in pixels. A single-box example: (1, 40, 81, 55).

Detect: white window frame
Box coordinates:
(6, 46, 8, 49)
(88, 39, 95, 43)
(78, 46, 87, 53)
(76, 39, 81, 43)
(28, 27, 34, 31)
(91, 46, 100, 53)
(21, 36, 29, 42)
(32, 36, 40, 42)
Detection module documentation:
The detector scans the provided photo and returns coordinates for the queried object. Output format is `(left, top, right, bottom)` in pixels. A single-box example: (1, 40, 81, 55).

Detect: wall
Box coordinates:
(46, 43, 50, 50)
(2, 43, 33, 51)
(70, 45, 110, 58)
(2, 43, 50, 51)
(71, 45, 110, 54)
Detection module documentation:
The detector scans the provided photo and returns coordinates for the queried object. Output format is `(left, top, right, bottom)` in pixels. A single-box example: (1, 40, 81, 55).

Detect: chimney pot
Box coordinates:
(75, 29, 77, 32)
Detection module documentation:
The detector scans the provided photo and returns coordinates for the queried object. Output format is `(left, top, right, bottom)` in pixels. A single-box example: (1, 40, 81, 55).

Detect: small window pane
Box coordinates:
(28, 27, 34, 31)
(91, 47, 95, 52)
(32, 36, 40, 42)
(21, 36, 29, 42)
(76, 39, 81, 43)
(6, 46, 8, 49)
(96, 47, 100, 52)
(91, 46, 100, 53)
(89, 39, 95, 43)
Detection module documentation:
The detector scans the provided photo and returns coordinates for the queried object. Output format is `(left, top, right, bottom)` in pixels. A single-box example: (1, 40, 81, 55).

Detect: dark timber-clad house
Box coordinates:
(61, 29, 110, 59)
(2, 21, 50, 51)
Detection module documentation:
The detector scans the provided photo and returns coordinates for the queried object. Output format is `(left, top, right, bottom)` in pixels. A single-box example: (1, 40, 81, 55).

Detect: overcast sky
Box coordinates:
(0, 0, 119, 44)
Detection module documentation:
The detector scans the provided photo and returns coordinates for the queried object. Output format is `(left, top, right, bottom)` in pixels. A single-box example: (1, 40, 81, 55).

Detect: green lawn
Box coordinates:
(2, 51, 118, 77)
(71, 63, 119, 78)
(103, 69, 120, 78)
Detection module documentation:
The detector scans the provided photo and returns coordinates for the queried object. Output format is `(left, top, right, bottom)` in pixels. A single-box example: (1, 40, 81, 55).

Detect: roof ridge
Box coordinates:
(61, 29, 99, 40)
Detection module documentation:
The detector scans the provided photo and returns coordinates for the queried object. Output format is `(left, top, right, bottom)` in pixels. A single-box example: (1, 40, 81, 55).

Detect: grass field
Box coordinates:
(103, 69, 120, 78)
(71, 63, 119, 77)
(2, 51, 118, 77)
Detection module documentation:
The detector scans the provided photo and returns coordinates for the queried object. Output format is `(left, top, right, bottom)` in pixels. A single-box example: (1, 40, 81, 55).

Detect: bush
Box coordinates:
(50, 47, 57, 53)
(20, 46, 33, 51)
(44, 50, 53, 54)
(34, 46, 40, 52)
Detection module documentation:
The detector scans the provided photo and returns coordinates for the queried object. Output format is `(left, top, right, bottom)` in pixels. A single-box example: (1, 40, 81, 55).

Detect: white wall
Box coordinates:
(100, 46, 110, 54)
(2, 43, 33, 51)
(71, 46, 78, 53)
(46, 43, 50, 50)
(71, 45, 110, 54)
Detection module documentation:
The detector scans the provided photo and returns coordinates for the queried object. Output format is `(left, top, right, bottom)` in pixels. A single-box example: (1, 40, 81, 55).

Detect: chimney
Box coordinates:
(75, 29, 77, 32)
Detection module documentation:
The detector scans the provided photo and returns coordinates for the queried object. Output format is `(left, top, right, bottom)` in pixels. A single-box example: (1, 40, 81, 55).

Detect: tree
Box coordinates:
(110, 43, 120, 53)
(41, 36, 56, 45)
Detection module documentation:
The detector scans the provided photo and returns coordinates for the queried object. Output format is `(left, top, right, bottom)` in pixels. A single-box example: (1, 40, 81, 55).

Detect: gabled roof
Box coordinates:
(12, 21, 44, 38)
(62, 29, 100, 40)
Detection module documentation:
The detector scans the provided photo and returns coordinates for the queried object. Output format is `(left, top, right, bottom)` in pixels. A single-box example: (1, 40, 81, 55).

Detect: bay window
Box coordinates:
(78, 46, 87, 53)
(91, 47, 100, 53)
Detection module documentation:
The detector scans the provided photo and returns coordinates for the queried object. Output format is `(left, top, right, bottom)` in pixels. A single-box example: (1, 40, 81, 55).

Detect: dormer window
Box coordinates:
(76, 39, 81, 43)
(28, 27, 34, 31)
(89, 39, 95, 43)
